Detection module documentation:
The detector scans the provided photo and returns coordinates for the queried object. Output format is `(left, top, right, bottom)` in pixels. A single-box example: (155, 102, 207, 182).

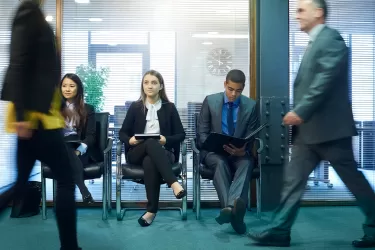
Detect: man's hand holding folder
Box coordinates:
(202, 123, 268, 156)
(223, 143, 248, 156)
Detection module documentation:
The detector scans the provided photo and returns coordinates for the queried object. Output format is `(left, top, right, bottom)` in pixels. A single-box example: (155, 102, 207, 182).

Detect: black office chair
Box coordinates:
(115, 140, 188, 221)
(190, 113, 263, 220)
(41, 112, 113, 221)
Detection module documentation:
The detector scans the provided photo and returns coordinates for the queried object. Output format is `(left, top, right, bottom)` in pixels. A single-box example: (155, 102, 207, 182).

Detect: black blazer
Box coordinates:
(119, 100, 185, 162)
(74, 103, 101, 162)
(1, 1, 61, 121)
(77, 104, 96, 148)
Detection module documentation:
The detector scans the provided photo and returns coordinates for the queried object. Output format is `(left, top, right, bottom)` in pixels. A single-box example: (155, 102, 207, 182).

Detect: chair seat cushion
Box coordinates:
(121, 162, 182, 180)
(199, 164, 260, 180)
(42, 162, 104, 180)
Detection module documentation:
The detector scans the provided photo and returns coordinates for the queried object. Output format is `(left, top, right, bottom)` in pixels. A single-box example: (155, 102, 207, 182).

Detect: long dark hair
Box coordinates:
(139, 70, 170, 104)
(59, 73, 87, 128)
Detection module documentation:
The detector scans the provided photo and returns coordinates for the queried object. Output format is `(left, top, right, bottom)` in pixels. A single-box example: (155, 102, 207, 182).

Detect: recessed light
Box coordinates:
(45, 15, 53, 22)
(89, 18, 102, 22)
(202, 42, 213, 45)
(75, 0, 90, 3)
(208, 32, 218, 35)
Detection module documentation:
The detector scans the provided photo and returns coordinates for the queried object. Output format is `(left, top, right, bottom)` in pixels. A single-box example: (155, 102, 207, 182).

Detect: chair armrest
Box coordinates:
(103, 138, 113, 154)
(180, 141, 187, 178)
(189, 138, 200, 154)
(255, 138, 264, 154)
(116, 141, 123, 156)
(181, 140, 187, 156)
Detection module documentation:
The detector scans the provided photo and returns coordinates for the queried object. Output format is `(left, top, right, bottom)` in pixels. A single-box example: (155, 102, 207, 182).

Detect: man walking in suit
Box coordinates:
(197, 69, 258, 234)
(248, 0, 375, 248)
(0, 0, 81, 249)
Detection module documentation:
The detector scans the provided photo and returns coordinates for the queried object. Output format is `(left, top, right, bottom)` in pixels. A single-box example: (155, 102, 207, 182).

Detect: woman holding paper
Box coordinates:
(119, 70, 186, 227)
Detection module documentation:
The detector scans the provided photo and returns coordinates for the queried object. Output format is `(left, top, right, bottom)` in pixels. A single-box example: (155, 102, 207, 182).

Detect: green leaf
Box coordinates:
(75, 63, 109, 112)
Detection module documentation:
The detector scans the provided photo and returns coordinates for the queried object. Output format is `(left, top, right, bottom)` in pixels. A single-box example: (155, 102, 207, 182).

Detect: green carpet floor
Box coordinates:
(0, 206, 371, 250)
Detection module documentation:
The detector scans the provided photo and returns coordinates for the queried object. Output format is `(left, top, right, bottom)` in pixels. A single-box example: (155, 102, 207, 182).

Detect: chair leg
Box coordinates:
(102, 172, 108, 221)
(41, 177, 47, 220)
(53, 180, 57, 213)
(192, 174, 196, 212)
(196, 174, 201, 220)
(256, 178, 261, 219)
(107, 159, 112, 213)
(181, 176, 187, 220)
(247, 182, 252, 211)
(116, 168, 124, 221)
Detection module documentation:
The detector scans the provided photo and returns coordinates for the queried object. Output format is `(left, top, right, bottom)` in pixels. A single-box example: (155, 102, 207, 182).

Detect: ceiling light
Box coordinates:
(192, 34, 248, 39)
(75, 0, 90, 3)
(202, 42, 213, 45)
(45, 15, 53, 22)
(89, 18, 102, 22)
(207, 32, 218, 35)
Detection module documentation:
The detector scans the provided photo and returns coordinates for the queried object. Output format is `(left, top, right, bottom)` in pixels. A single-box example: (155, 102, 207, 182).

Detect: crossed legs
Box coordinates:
(204, 152, 254, 234)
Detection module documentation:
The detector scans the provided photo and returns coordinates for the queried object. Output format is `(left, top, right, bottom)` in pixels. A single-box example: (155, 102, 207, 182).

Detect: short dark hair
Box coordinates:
(312, 0, 328, 18)
(226, 69, 246, 85)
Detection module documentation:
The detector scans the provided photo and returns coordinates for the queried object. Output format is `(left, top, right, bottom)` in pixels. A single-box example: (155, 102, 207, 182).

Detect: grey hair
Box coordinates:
(311, 0, 328, 18)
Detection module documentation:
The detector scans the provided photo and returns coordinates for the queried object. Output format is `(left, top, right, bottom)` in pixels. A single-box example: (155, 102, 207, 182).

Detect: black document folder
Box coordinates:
(65, 139, 82, 149)
(202, 123, 268, 155)
(134, 134, 160, 140)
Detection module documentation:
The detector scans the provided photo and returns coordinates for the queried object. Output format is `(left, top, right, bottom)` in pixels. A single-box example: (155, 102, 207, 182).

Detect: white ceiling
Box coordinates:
(57, 0, 249, 32)
(0, 0, 248, 32)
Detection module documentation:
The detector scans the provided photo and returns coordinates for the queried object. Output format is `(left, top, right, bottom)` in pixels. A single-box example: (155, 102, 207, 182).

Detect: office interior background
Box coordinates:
(0, 0, 374, 206)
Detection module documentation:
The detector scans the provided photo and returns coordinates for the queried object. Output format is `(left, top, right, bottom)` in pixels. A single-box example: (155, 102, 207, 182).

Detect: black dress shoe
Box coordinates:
(248, 230, 291, 247)
(215, 207, 232, 225)
(231, 198, 247, 234)
(175, 189, 187, 199)
(352, 235, 375, 248)
(138, 212, 156, 227)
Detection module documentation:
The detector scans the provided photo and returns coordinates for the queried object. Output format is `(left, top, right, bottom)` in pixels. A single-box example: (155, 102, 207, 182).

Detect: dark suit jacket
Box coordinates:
(80, 104, 100, 162)
(1, 1, 61, 121)
(119, 100, 185, 162)
(77, 104, 96, 148)
(292, 26, 357, 144)
(197, 92, 259, 161)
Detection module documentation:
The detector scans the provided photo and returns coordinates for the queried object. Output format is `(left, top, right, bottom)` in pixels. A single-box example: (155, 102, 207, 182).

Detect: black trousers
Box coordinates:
(0, 127, 79, 250)
(128, 139, 176, 213)
(65, 136, 90, 197)
(67, 148, 90, 196)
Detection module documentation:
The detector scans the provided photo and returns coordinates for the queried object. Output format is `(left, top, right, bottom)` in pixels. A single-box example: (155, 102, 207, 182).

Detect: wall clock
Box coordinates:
(206, 48, 233, 76)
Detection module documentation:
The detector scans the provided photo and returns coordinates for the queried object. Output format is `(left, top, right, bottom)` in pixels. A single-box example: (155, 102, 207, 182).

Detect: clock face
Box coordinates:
(206, 48, 233, 76)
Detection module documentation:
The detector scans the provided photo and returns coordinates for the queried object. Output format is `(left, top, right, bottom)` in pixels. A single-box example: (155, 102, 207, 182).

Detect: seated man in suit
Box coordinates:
(197, 69, 258, 234)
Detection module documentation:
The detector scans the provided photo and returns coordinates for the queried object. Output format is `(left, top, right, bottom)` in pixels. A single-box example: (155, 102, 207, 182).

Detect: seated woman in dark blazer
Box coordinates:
(60, 73, 96, 204)
(119, 70, 187, 227)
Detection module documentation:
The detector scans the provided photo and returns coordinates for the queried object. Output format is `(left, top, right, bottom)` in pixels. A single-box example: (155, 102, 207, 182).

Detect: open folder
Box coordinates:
(202, 123, 268, 155)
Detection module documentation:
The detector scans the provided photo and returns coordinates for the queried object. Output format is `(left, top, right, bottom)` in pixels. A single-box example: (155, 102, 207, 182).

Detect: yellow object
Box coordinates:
(5, 88, 65, 132)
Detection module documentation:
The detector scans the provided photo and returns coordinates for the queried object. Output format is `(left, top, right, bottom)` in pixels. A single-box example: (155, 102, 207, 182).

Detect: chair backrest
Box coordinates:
(114, 106, 127, 127)
(194, 112, 201, 150)
(188, 102, 202, 136)
(95, 112, 110, 152)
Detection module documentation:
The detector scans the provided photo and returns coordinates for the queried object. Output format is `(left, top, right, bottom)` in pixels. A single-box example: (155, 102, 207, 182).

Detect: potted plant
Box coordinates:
(76, 64, 109, 112)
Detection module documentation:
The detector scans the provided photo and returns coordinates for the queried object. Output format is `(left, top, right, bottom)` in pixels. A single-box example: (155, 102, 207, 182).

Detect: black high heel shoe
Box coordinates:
(138, 212, 156, 227)
(82, 194, 94, 204)
(174, 189, 187, 199)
